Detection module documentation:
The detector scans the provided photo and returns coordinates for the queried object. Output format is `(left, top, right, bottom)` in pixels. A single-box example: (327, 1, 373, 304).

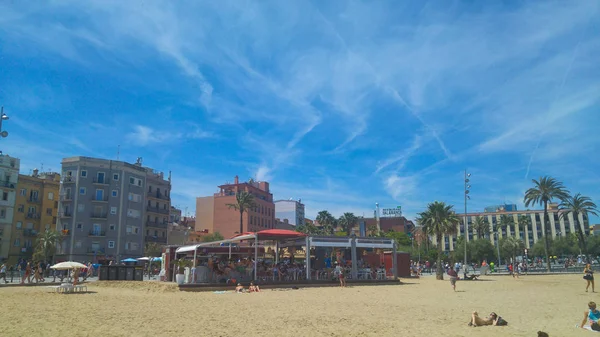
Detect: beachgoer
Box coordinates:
(0, 264, 7, 283)
(25, 262, 32, 283)
(538, 331, 549, 337)
(448, 268, 458, 291)
(580, 301, 600, 331)
(235, 283, 245, 293)
(584, 264, 595, 293)
(490, 262, 495, 273)
(469, 311, 507, 326)
(249, 282, 261, 292)
(339, 266, 346, 288)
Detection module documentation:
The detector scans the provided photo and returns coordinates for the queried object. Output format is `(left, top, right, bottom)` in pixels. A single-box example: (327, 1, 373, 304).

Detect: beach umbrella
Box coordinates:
(137, 257, 150, 261)
(121, 258, 138, 263)
(50, 261, 87, 270)
(151, 257, 162, 262)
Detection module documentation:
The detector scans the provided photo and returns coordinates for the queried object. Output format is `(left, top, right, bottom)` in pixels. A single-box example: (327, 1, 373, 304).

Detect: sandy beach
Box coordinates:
(0, 274, 595, 337)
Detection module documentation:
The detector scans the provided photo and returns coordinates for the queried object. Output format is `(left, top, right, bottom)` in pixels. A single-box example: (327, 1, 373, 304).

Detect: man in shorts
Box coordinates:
(448, 267, 458, 291)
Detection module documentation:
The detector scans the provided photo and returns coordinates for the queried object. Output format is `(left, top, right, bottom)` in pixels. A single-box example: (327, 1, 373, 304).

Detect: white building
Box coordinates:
(274, 199, 305, 227)
(436, 203, 590, 251)
(0, 154, 20, 260)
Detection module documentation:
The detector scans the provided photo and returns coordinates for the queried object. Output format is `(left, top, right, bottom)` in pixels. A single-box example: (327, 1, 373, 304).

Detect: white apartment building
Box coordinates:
(0, 154, 20, 260)
(274, 199, 305, 227)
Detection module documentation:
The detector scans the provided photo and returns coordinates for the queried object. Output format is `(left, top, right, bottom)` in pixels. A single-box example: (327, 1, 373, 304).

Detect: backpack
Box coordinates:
(496, 317, 508, 326)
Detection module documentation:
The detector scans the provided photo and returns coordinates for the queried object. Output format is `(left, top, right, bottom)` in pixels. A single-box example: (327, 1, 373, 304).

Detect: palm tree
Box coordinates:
(226, 191, 256, 235)
(499, 214, 514, 238)
(472, 216, 490, 239)
(502, 236, 525, 268)
(417, 201, 461, 280)
(517, 215, 531, 246)
(34, 229, 62, 264)
(316, 210, 336, 235)
(559, 193, 599, 259)
(338, 212, 358, 234)
(524, 176, 570, 272)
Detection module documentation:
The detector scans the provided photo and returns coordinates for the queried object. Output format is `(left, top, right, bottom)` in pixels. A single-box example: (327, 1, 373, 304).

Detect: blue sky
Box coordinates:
(1, 1, 599, 223)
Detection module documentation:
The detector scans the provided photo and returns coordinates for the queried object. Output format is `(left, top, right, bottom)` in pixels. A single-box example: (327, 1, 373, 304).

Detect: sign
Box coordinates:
(382, 206, 402, 217)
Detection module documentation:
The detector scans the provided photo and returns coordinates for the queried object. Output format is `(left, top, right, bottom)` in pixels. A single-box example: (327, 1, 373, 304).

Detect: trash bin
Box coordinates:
(134, 267, 143, 281)
(108, 267, 117, 280)
(125, 267, 134, 280)
(118, 267, 127, 280)
(99, 266, 108, 280)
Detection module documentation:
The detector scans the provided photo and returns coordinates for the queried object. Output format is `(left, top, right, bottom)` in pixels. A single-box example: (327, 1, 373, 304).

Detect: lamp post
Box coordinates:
(0, 107, 9, 139)
(464, 170, 471, 266)
(496, 231, 501, 266)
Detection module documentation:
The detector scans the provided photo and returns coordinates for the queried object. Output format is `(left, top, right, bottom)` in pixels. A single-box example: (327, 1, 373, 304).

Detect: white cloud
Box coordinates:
(126, 125, 213, 146)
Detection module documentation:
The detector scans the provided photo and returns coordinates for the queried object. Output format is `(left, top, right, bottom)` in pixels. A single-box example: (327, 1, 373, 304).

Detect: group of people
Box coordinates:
(0, 259, 96, 284)
(235, 282, 261, 293)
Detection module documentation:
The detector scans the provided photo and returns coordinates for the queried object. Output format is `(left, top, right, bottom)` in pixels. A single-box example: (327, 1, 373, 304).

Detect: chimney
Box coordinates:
(234, 175, 239, 184)
(33, 168, 39, 177)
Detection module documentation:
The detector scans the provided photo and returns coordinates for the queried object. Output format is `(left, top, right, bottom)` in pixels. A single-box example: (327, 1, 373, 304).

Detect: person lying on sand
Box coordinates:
(468, 311, 508, 327)
(463, 271, 479, 280)
(537, 332, 549, 337)
(580, 301, 600, 331)
(249, 282, 261, 292)
(235, 283, 244, 293)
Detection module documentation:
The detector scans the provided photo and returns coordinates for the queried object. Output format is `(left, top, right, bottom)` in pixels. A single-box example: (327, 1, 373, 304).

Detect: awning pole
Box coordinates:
(305, 236, 311, 280)
(193, 248, 197, 268)
(229, 243, 232, 260)
(275, 241, 279, 264)
(254, 235, 258, 281)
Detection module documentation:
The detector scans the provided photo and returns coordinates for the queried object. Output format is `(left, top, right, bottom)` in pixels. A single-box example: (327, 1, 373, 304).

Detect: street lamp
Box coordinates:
(0, 107, 9, 139)
(464, 170, 471, 266)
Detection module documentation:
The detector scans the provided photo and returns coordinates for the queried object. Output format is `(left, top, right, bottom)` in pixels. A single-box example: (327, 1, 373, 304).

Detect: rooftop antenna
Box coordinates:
(117, 145, 120, 160)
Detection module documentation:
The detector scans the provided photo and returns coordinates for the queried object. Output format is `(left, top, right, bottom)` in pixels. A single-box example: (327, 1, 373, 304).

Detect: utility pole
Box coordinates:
(464, 170, 471, 267)
(0, 107, 10, 139)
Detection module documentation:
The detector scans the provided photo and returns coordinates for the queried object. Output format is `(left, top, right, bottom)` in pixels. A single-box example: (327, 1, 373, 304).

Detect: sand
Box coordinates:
(0, 274, 595, 337)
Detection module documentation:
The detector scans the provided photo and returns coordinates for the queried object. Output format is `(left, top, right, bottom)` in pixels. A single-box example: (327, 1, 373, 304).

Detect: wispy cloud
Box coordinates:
(126, 125, 213, 146)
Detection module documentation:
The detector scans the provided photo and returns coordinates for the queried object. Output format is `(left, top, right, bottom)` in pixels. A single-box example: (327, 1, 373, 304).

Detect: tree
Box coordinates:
(517, 215, 531, 244)
(498, 214, 514, 238)
(201, 232, 224, 243)
(368, 225, 380, 237)
(559, 193, 598, 259)
(468, 238, 497, 264)
(145, 242, 163, 257)
(33, 230, 61, 263)
(338, 213, 358, 234)
(501, 236, 525, 267)
(472, 216, 490, 239)
(316, 210, 336, 235)
(296, 222, 322, 235)
(385, 230, 411, 246)
(524, 176, 570, 272)
(417, 201, 460, 280)
(226, 191, 256, 235)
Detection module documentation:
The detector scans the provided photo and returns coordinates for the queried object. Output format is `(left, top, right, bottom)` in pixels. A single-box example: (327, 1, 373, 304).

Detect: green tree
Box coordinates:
(296, 222, 322, 235)
(33, 230, 61, 263)
(524, 176, 570, 272)
(316, 210, 336, 235)
(468, 238, 497, 264)
(368, 225, 381, 237)
(501, 236, 525, 266)
(201, 232, 225, 243)
(550, 234, 578, 256)
(385, 230, 411, 246)
(417, 201, 461, 280)
(145, 242, 163, 257)
(517, 215, 531, 244)
(586, 235, 600, 257)
(226, 191, 256, 235)
(472, 216, 490, 239)
(559, 193, 598, 259)
(338, 213, 358, 234)
(498, 214, 514, 238)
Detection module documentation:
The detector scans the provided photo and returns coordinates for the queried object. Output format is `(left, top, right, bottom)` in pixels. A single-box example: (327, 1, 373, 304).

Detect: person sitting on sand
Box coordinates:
(249, 282, 261, 292)
(580, 301, 600, 331)
(235, 283, 244, 293)
(537, 331, 549, 337)
(469, 311, 507, 327)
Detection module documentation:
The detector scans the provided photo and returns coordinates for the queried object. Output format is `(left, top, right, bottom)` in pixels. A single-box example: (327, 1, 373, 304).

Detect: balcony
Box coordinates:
(91, 196, 109, 203)
(147, 191, 170, 201)
(28, 197, 42, 204)
(23, 229, 38, 237)
(26, 213, 41, 219)
(89, 230, 106, 237)
(93, 178, 109, 186)
(90, 212, 108, 219)
(60, 195, 73, 202)
(145, 235, 167, 244)
(62, 176, 75, 184)
(146, 220, 168, 229)
(60, 211, 72, 218)
(146, 206, 169, 215)
(87, 247, 106, 254)
(0, 181, 15, 189)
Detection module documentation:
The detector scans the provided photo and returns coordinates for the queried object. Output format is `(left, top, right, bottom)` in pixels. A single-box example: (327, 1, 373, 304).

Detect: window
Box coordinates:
(76, 223, 83, 229)
(110, 207, 117, 215)
(96, 172, 105, 184)
(126, 226, 132, 234)
(79, 187, 86, 195)
(13, 239, 20, 247)
(127, 209, 140, 218)
(129, 177, 135, 185)
(109, 224, 115, 231)
(16, 221, 22, 229)
(77, 204, 85, 213)
(48, 192, 54, 200)
(2, 192, 7, 201)
(45, 224, 50, 230)
(128, 193, 141, 202)
(112, 190, 118, 197)
(28, 206, 36, 214)
(113, 173, 119, 181)
(108, 241, 115, 249)
(133, 227, 139, 234)
(0, 209, 5, 218)
(18, 204, 24, 212)
(46, 208, 52, 216)
(20, 189, 26, 196)
(137, 180, 142, 187)
(75, 241, 82, 248)
(81, 170, 87, 178)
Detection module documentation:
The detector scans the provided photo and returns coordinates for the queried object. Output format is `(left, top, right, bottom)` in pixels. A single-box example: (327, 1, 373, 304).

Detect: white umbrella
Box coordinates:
(50, 261, 88, 270)
(137, 257, 150, 261)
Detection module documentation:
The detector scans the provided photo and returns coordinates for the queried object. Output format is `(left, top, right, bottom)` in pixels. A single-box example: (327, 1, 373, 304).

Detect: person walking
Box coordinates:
(584, 263, 595, 293)
(0, 263, 8, 283)
(448, 267, 458, 291)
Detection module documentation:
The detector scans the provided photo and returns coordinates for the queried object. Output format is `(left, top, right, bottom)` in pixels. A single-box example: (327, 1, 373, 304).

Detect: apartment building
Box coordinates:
(196, 176, 275, 238)
(437, 203, 590, 251)
(274, 199, 305, 227)
(8, 169, 60, 263)
(57, 157, 148, 262)
(0, 154, 19, 261)
(143, 168, 171, 246)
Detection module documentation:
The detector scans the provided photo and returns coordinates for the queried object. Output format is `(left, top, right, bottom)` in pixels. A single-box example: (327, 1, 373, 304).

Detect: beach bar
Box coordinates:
(165, 229, 403, 289)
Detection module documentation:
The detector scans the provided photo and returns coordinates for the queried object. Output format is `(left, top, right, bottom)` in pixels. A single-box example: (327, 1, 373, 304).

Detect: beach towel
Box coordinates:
(213, 291, 228, 294)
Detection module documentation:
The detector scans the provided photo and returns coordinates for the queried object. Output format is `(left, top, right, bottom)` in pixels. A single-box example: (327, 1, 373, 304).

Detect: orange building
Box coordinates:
(196, 176, 275, 238)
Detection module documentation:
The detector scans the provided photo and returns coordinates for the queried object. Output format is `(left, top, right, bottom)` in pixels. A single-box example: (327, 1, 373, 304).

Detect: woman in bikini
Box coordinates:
(469, 312, 506, 326)
(584, 263, 595, 293)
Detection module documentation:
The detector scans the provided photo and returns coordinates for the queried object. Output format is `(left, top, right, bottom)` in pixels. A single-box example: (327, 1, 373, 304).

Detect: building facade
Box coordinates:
(274, 199, 305, 227)
(196, 176, 275, 238)
(0, 154, 19, 261)
(143, 167, 171, 246)
(437, 203, 591, 251)
(57, 157, 149, 262)
(170, 206, 182, 224)
(8, 169, 60, 263)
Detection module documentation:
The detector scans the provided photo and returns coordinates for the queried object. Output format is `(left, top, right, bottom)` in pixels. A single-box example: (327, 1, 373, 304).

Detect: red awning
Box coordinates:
(256, 229, 307, 241)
